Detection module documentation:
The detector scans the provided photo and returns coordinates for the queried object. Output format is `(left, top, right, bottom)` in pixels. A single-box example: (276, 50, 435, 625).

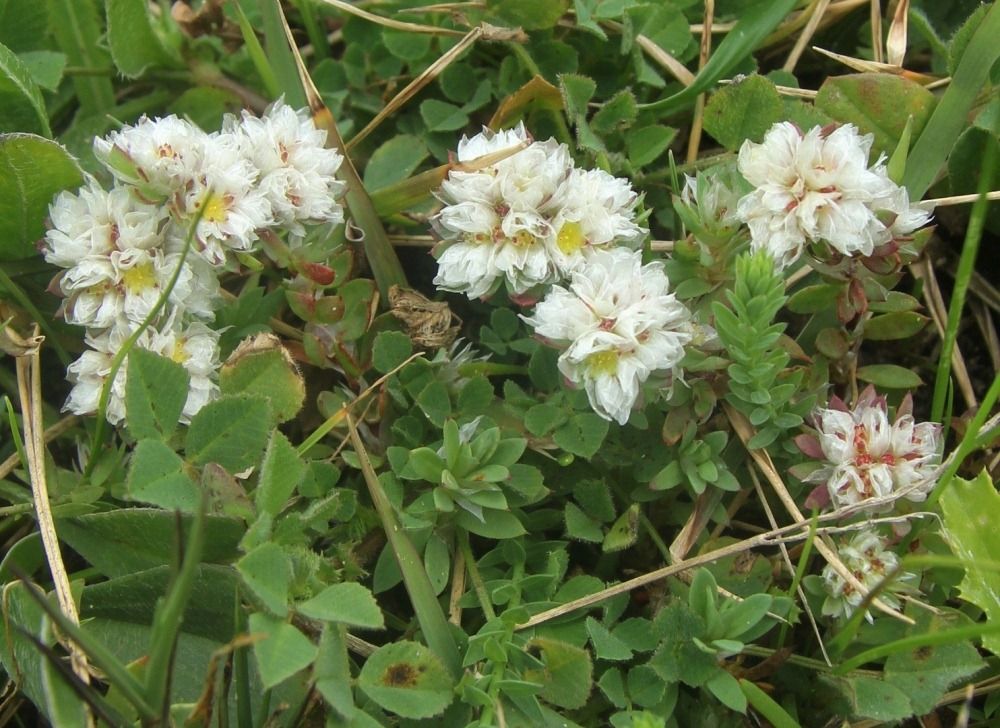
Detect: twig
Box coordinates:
(314, 0, 465, 35)
(685, 0, 714, 163)
(870, 0, 884, 63)
(13, 330, 94, 710)
(784, 0, 832, 72)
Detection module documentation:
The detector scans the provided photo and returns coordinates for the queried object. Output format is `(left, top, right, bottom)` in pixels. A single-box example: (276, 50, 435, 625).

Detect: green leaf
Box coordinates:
(420, 99, 470, 132)
(554, 413, 609, 458)
(815, 73, 936, 158)
(883, 609, 985, 715)
(358, 641, 455, 719)
(856, 364, 923, 389)
(381, 28, 432, 61)
(486, 0, 568, 30)
(363, 134, 429, 192)
(786, 283, 842, 314)
(417, 379, 452, 427)
(257, 431, 307, 517)
(57, 510, 242, 578)
(0, 133, 83, 261)
(592, 89, 637, 134)
(626, 124, 676, 167)
(703, 75, 783, 150)
(739, 679, 800, 728)
(238, 542, 292, 617)
(373, 330, 414, 374)
(314, 624, 355, 716)
(249, 613, 318, 689)
(705, 670, 747, 713)
(18, 50, 66, 91)
(457, 509, 526, 539)
(105, 0, 176, 77)
(941, 470, 1000, 655)
(863, 312, 928, 341)
(220, 335, 305, 424)
(602, 504, 639, 553)
(565, 502, 603, 543)
(0, 42, 50, 135)
(125, 348, 190, 440)
(45, 0, 114, 114)
(0, 2, 48, 53)
(297, 582, 385, 629)
(523, 637, 593, 709)
(525, 403, 568, 436)
(126, 439, 200, 511)
(457, 376, 494, 414)
(559, 73, 595, 118)
(824, 674, 912, 722)
(648, 602, 717, 687)
(585, 617, 633, 661)
(185, 394, 271, 473)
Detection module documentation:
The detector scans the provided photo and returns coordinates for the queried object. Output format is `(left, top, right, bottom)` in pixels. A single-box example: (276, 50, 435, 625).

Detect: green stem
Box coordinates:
(458, 528, 496, 620)
(778, 514, 817, 648)
(638, 512, 671, 563)
(930, 131, 996, 424)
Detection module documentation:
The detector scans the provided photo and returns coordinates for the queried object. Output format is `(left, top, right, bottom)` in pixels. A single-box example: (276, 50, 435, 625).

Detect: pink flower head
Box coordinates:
(803, 388, 941, 511)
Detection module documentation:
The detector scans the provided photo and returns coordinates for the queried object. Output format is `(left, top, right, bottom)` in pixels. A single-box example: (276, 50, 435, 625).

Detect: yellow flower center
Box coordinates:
(200, 192, 228, 224)
(121, 261, 157, 293)
(512, 230, 536, 247)
(586, 350, 620, 376)
(171, 339, 189, 364)
(556, 221, 585, 255)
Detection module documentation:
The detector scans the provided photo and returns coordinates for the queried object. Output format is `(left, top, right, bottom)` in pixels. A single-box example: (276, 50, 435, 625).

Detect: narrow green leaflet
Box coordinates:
(940, 469, 1000, 655)
(105, 0, 177, 77)
(185, 394, 271, 472)
(523, 637, 593, 709)
(238, 542, 293, 617)
(703, 74, 783, 150)
(358, 641, 455, 719)
(297, 582, 385, 629)
(249, 613, 319, 689)
(125, 348, 190, 440)
(363, 135, 429, 192)
(220, 338, 305, 424)
(0, 42, 50, 135)
(0, 134, 82, 260)
(257, 431, 307, 517)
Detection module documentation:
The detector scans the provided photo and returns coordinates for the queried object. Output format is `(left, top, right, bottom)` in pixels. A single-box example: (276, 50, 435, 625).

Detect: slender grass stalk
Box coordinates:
(233, 2, 280, 101)
(346, 414, 461, 677)
(778, 515, 817, 647)
(930, 132, 997, 424)
(740, 679, 802, 728)
(457, 528, 495, 621)
(835, 621, 1000, 675)
(259, 0, 307, 108)
(903, 2, 1000, 199)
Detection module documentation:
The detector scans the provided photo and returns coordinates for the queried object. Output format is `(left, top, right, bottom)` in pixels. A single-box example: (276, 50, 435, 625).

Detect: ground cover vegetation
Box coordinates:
(1, 0, 999, 725)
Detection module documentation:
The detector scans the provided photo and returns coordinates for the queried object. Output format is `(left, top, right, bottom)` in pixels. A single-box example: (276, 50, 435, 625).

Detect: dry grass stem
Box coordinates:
(390, 234, 436, 247)
(811, 46, 941, 84)
(12, 331, 94, 702)
(910, 259, 977, 410)
(650, 240, 676, 252)
(784, 0, 832, 72)
(399, 1, 485, 13)
(599, 21, 695, 87)
(685, 0, 715, 163)
(870, 0, 884, 63)
(448, 545, 465, 625)
(972, 302, 1000, 372)
(749, 468, 832, 665)
(724, 404, 914, 623)
(315, 0, 465, 35)
(690, 22, 736, 34)
(925, 190, 1000, 206)
(670, 489, 723, 563)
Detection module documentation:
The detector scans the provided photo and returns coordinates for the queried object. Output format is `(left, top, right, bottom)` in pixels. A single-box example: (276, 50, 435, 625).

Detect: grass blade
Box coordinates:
(902, 2, 1000, 198)
(45, 0, 114, 114)
(639, 0, 798, 115)
(259, 0, 307, 108)
(346, 414, 460, 677)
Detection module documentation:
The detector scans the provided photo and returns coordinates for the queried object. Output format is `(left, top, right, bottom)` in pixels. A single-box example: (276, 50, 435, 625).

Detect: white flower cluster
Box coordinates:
(45, 101, 345, 425)
(805, 390, 941, 511)
(736, 122, 932, 267)
(433, 123, 646, 299)
(821, 529, 915, 621)
(523, 248, 692, 425)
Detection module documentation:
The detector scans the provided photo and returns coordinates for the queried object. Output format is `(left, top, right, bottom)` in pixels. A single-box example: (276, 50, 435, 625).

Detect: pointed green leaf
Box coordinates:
(220, 336, 305, 424)
(0, 42, 50, 135)
(704, 74, 783, 150)
(249, 613, 318, 689)
(523, 637, 593, 709)
(238, 542, 292, 617)
(257, 431, 306, 517)
(105, 0, 177, 78)
(185, 394, 271, 472)
(125, 349, 190, 440)
(297, 582, 385, 629)
(126, 439, 200, 511)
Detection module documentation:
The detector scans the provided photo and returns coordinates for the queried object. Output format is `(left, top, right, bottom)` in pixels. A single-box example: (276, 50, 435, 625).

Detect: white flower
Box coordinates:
(231, 101, 345, 234)
(180, 134, 273, 264)
(821, 529, 914, 621)
(94, 115, 210, 200)
(433, 125, 574, 297)
(736, 122, 900, 266)
(45, 182, 167, 267)
(64, 320, 220, 425)
(523, 248, 692, 424)
(546, 168, 645, 275)
(809, 390, 941, 511)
